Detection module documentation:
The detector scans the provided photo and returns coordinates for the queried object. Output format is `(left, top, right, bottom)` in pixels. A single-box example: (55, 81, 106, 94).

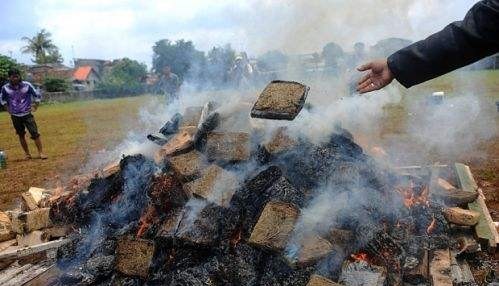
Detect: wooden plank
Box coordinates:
(23, 264, 61, 286)
(429, 249, 452, 286)
(0, 239, 69, 261)
(455, 163, 497, 250)
(0, 264, 32, 285)
(403, 250, 429, 284)
(4, 263, 47, 286)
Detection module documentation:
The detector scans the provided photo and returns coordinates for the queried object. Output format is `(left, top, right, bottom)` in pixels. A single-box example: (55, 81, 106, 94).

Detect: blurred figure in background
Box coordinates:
(357, 0, 499, 94)
(158, 65, 180, 101)
(0, 68, 47, 160)
(230, 52, 253, 89)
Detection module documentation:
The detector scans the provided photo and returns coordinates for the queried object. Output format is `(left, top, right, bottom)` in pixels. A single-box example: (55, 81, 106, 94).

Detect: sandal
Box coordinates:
(25, 154, 32, 160)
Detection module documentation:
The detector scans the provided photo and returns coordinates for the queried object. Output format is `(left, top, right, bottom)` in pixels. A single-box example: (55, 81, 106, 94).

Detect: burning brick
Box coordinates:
(265, 176, 305, 207)
(154, 126, 197, 164)
(175, 201, 224, 246)
(180, 106, 203, 128)
(183, 164, 239, 207)
(249, 201, 299, 251)
(11, 208, 52, 233)
(251, 80, 309, 120)
(168, 150, 206, 181)
(205, 131, 250, 163)
(307, 274, 342, 286)
(339, 260, 387, 286)
(149, 174, 188, 209)
(115, 237, 155, 278)
(264, 127, 297, 155)
(287, 235, 334, 267)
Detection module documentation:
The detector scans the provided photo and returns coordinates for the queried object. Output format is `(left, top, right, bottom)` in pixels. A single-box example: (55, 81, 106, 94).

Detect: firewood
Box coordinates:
(403, 250, 429, 284)
(339, 260, 387, 286)
(168, 150, 206, 181)
(102, 161, 120, 178)
(307, 274, 342, 286)
(455, 163, 498, 250)
(21, 187, 49, 211)
(180, 106, 203, 128)
(0, 211, 14, 242)
(251, 80, 309, 120)
(206, 132, 250, 163)
(22, 264, 62, 286)
(264, 127, 297, 155)
(0, 239, 69, 261)
(443, 207, 480, 226)
(115, 237, 155, 279)
(183, 164, 239, 207)
(11, 208, 52, 234)
(287, 235, 333, 267)
(154, 126, 197, 164)
(429, 249, 452, 286)
(175, 202, 223, 246)
(16, 231, 49, 247)
(249, 201, 299, 252)
(432, 190, 478, 206)
(437, 178, 457, 192)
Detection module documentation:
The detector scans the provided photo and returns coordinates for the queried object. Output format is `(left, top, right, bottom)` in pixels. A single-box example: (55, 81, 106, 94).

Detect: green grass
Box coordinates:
(0, 95, 152, 208)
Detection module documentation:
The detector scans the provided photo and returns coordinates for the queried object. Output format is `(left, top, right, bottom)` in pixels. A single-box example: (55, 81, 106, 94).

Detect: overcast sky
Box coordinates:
(0, 0, 477, 68)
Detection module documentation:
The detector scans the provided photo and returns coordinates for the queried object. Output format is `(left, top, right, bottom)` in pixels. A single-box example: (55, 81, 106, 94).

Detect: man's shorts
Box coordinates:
(10, 114, 40, 139)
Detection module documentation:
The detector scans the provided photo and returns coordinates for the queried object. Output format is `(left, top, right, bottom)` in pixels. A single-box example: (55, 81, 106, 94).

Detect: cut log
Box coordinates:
(307, 274, 342, 286)
(432, 190, 478, 206)
(0, 239, 69, 261)
(249, 201, 299, 251)
(455, 163, 498, 250)
(115, 237, 155, 278)
(287, 235, 333, 267)
(147, 133, 169, 145)
(251, 80, 309, 120)
(206, 132, 250, 163)
(0, 211, 14, 242)
(403, 250, 429, 284)
(429, 249, 452, 286)
(154, 126, 197, 164)
(23, 264, 62, 286)
(159, 113, 182, 136)
(11, 208, 52, 234)
(183, 164, 239, 207)
(168, 150, 206, 181)
(16, 231, 49, 247)
(443, 207, 480, 226)
(437, 178, 457, 192)
(264, 127, 297, 155)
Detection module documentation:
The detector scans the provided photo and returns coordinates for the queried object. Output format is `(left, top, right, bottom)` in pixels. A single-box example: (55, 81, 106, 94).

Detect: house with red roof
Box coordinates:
(72, 65, 100, 91)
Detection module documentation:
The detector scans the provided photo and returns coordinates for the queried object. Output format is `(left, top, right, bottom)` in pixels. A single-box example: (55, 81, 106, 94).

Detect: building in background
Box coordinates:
(73, 66, 100, 91)
(27, 63, 73, 86)
(73, 58, 111, 78)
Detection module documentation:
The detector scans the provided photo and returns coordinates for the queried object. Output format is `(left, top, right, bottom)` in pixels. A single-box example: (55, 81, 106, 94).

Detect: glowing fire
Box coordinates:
(426, 215, 436, 235)
(230, 228, 243, 247)
(137, 206, 157, 238)
(351, 252, 369, 262)
(396, 184, 430, 209)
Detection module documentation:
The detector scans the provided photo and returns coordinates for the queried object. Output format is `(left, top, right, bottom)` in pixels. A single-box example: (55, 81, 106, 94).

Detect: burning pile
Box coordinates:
(2, 81, 497, 285)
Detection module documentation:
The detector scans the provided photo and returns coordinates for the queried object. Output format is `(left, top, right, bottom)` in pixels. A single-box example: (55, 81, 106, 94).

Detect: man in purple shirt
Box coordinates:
(1, 68, 47, 159)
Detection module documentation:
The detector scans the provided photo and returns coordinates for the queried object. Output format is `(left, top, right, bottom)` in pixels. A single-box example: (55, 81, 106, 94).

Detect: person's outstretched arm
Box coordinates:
(357, 0, 499, 93)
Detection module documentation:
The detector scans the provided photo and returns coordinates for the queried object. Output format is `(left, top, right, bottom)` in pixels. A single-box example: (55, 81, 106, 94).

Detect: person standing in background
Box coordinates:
(158, 66, 180, 101)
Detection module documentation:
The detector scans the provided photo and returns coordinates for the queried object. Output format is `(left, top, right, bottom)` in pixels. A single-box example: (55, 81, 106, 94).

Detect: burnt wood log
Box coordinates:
(403, 250, 429, 285)
(175, 201, 224, 246)
(154, 126, 197, 164)
(443, 207, 480, 226)
(249, 201, 299, 252)
(432, 190, 478, 206)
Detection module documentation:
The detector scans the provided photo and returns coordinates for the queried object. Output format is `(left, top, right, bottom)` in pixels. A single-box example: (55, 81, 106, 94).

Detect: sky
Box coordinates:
(0, 0, 477, 68)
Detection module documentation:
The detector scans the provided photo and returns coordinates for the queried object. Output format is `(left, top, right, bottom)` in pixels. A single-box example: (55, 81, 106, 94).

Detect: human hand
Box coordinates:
(356, 59, 394, 93)
(32, 104, 38, 112)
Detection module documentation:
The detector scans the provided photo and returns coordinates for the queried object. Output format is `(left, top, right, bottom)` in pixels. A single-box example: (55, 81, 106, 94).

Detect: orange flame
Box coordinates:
(426, 216, 436, 235)
(396, 185, 430, 209)
(137, 206, 157, 238)
(351, 252, 369, 262)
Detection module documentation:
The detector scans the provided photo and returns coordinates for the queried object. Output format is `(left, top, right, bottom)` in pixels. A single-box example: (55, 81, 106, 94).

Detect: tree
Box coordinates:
(152, 39, 205, 80)
(0, 55, 22, 85)
(257, 50, 288, 71)
(322, 42, 344, 68)
(205, 44, 236, 87)
(21, 29, 63, 64)
(43, 77, 69, 92)
(98, 58, 147, 96)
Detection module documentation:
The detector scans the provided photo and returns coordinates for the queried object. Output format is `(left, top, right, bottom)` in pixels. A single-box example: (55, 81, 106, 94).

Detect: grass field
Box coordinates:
(0, 70, 498, 213)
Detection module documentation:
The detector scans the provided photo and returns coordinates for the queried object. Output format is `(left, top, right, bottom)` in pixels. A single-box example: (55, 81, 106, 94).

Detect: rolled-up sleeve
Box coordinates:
(388, 0, 499, 88)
